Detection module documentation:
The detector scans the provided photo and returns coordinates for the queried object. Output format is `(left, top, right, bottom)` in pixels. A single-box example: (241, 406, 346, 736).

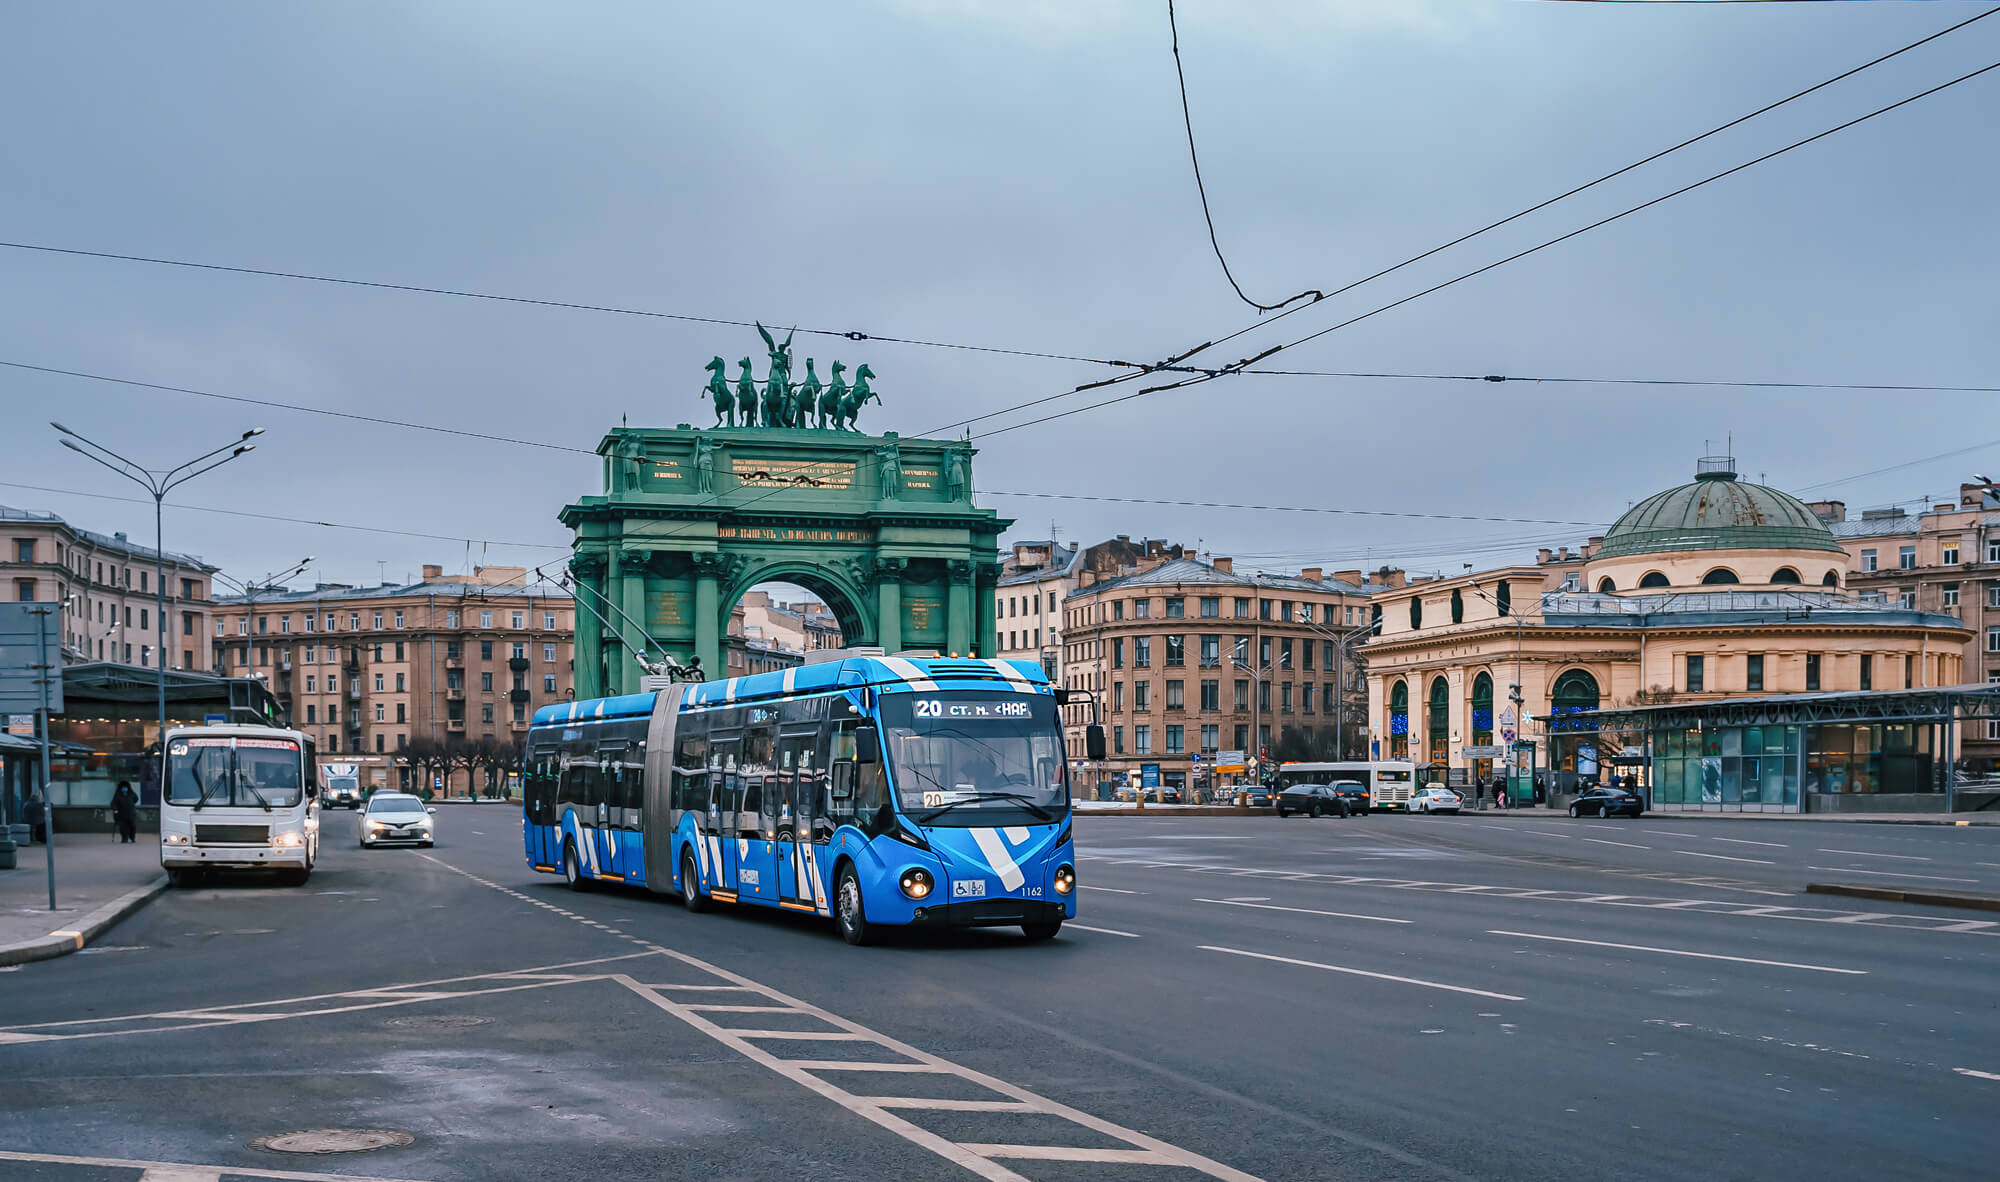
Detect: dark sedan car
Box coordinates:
(1569, 785, 1644, 818)
(1275, 783, 1350, 818)
(1242, 784, 1275, 808)
(1327, 780, 1371, 816)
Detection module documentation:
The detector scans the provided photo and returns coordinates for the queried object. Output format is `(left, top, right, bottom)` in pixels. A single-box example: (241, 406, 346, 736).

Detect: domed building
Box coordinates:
(1362, 458, 1975, 813)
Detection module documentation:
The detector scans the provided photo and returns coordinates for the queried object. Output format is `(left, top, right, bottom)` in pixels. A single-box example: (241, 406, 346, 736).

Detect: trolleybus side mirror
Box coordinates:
(856, 727, 880, 765)
(1085, 724, 1107, 761)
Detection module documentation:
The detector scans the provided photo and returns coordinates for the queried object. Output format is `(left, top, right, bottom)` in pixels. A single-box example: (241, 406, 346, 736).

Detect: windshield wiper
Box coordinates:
(239, 777, 273, 812)
(917, 792, 1055, 823)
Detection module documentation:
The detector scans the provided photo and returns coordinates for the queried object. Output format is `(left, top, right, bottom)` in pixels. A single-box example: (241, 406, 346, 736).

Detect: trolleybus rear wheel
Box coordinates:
(682, 849, 710, 913)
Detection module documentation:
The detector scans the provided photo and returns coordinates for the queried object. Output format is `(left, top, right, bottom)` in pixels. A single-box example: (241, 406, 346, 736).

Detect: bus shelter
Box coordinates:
(1540, 684, 2000, 814)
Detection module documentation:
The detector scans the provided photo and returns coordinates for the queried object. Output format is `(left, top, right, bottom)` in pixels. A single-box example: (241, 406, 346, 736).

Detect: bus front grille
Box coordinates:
(195, 824, 269, 845)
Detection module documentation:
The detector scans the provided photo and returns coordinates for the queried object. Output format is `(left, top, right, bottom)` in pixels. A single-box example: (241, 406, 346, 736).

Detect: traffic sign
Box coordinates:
(1501, 727, 1516, 744)
(1190, 752, 1203, 764)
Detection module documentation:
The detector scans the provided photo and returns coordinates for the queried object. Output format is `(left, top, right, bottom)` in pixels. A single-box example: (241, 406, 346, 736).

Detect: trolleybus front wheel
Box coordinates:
(682, 849, 711, 914)
(1022, 919, 1063, 941)
(835, 864, 874, 946)
(563, 840, 589, 892)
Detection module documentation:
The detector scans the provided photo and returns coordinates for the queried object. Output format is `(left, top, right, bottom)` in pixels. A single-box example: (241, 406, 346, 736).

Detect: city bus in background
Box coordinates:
(319, 762, 363, 808)
(1273, 760, 1418, 812)
(522, 652, 1100, 945)
(161, 724, 321, 887)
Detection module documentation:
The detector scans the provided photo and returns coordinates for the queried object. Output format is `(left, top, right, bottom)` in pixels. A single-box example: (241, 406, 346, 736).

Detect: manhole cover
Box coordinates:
(254, 1129, 413, 1154)
(384, 1014, 492, 1031)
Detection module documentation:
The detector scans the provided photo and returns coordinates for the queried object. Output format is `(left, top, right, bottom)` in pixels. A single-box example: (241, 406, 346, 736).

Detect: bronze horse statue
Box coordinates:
(734, 358, 759, 427)
(703, 356, 732, 426)
(840, 363, 880, 430)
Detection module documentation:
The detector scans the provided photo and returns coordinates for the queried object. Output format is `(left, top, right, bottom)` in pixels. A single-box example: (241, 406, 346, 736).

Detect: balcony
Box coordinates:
(347, 683, 361, 700)
(510, 720, 529, 732)
(509, 689, 531, 704)
(508, 656, 530, 673)
(446, 687, 466, 701)
(446, 718, 465, 732)
(445, 657, 464, 670)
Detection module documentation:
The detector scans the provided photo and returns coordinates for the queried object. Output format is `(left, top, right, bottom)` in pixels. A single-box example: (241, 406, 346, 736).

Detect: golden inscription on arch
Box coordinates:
(730, 458, 856, 490)
(716, 526, 873, 545)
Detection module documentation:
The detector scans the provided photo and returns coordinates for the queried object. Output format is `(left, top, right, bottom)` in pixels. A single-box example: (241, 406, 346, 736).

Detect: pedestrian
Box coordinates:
(25, 788, 47, 844)
(112, 779, 138, 844)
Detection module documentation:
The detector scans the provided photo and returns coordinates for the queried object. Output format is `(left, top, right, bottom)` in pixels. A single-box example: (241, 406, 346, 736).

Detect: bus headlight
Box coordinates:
(899, 868, 934, 900)
(271, 832, 304, 848)
(162, 833, 188, 845)
(1053, 864, 1075, 895)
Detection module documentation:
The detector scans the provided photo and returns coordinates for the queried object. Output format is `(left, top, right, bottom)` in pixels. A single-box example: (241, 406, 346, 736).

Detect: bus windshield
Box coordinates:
(167, 736, 304, 809)
(877, 692, 1068, 825)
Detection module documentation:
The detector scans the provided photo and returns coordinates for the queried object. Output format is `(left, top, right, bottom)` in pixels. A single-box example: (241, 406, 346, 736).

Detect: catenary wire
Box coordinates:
(929, 6, 1998, 436)
(0, 242, 1130, 369)
(979, 489, 1607, 528)
(1166, 0, 1321, 314)
(972, 58, 2000, 440)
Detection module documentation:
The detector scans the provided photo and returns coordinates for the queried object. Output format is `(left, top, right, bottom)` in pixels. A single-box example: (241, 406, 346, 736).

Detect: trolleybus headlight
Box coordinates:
(899, 868, 934, 900)
(163, 833, 188, 845)
(1053, 864, 1075, 895)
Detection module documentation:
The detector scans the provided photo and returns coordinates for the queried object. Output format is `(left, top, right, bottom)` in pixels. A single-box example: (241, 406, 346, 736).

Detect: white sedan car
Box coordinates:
(359, 792, 436, 847)
(1409, 785, 1462, 815)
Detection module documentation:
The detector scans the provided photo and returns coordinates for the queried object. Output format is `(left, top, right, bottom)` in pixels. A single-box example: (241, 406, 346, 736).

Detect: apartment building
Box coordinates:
(1061, 556, 1376, 796)
(1, 504, 217, 671)
(996, 536, 1190, 681)
(1821, 480, 2000, 769)
(210, 564, 574, 782)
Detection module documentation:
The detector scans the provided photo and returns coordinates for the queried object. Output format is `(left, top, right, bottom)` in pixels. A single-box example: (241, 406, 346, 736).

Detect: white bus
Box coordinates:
(161, 724, 321, 887)
(1273, 761, 1419, 811)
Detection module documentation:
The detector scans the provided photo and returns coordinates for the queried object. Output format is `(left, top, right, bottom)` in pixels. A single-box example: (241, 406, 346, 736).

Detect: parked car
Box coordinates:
(1241, 784, 1275, 808)
(1327, 780, 1371, 816)
(1569, 785, 1644, 818)
(1275, 783, 1349, 818)
(1409, 785, 1463, 815)
(360, 791, 436, 847)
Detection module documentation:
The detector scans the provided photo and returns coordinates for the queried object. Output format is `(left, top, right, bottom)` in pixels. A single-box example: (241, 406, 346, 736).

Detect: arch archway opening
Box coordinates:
(1388, 680, 1410, 760)
(1639, 571, 1670, 588)
(724, 576, 862, 679)
(1770, 567, 1801, 585)
(1427, 676, 1450, 766)
(1597, 577, 1616, 594)
(1700, 568, 1740, 585)
(1821, 570, 1839, 588)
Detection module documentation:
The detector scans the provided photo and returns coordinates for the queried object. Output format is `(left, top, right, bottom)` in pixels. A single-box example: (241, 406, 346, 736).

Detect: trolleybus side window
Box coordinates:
(673, 733, 709, 813)
(526, 749, 558, 824)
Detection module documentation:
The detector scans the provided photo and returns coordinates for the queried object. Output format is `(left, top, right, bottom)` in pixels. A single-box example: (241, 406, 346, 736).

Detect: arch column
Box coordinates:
(947, 560, 974, 656)
(569, 552, 607, 700)
(693, 553, 722, 680)
(876, 557, 906, 654)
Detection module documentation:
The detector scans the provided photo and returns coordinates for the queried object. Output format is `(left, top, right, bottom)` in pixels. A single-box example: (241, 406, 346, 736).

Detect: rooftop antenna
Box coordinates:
(377, 559, 386, 584)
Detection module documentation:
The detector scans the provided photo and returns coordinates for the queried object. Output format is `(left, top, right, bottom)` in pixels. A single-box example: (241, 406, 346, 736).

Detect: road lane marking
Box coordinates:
(1673, 850, 1774, 865)
(1488, 930, 1865, 975)
(966, 1145, 1172, 1165)
(1954, 1067, 2000, 1081)
(0, 1151, 426, 1182)
(1194, 898, 1412, 924)
(1816, 849, 1931, 862)
(140, 1171, 219, 1182)
(1583, 838, 1650, 850)
(1806, 866, 1977, 883)
(1198, 946, 1525, 1001)
(1080, 884, 1138, 894)
(1068, 923, 1141, 938)
(1713, 837, 1789, 848)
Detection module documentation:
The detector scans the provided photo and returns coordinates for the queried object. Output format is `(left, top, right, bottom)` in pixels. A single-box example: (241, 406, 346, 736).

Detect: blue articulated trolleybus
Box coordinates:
(523, 654, 1099, 944)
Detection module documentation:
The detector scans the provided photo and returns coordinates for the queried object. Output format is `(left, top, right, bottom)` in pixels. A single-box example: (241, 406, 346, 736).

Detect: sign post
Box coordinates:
(0, 605, 63, 908)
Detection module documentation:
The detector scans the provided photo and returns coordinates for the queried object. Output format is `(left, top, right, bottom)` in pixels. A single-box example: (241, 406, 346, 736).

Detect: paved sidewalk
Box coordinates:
(1460, 805, 2000, 825)
(0, 833, 166, 966)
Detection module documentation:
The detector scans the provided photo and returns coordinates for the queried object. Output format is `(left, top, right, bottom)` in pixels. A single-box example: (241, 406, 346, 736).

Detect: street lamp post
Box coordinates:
(211, 559, 314, 714)
(52, 423, 261, 780)
(1297, 617, 1380, 761)
(1233, 658, 1267, 784)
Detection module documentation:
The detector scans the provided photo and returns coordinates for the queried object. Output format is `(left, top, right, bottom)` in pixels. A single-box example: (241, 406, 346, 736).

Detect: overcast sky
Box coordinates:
(2, 1, 1994, 598)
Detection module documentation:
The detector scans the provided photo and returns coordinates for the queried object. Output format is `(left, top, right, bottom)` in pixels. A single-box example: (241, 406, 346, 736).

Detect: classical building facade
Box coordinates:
(995, 536, 1195, 684)
(2, 504, 218, 672)
(1363, 459, 1973, 810)
(211, 565, 574, 777)
(1062, 556, 1376, 796)
(1821, 481, 2000, 769)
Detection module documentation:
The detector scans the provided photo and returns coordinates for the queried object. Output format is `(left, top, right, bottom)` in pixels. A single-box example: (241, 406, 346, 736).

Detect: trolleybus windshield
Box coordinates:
(876, 692, 1068, 825)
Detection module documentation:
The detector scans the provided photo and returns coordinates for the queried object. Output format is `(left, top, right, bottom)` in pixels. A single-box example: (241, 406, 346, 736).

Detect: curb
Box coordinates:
(1076, 807, 1259, 818)
(1805, 882, 2000, 914)
(0, 874, 170, 968)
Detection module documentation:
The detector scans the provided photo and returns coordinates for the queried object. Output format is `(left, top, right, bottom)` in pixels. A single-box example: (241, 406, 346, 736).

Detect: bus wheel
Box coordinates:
(280, 867, 310, 887)
(563, 840, 589, 892)
(1022, 920, 1062, 941)
(167, 867, 195, 889)
(835, 865, 874, 946)
(681, 849, 710, 914)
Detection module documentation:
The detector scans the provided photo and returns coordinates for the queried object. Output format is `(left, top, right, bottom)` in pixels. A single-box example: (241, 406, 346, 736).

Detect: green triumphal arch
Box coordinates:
(560, 335, 1010, 698)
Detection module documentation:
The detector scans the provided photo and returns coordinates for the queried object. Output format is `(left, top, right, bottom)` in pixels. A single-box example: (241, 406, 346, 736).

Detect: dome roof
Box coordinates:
(1596, 458, 1843, 560)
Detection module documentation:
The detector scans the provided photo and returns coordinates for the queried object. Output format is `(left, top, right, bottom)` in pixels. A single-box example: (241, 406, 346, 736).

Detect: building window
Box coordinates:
(1279, 638, 1293, 669)
(375, 673, 384, 691)
(306, 675, 316, 693)
(1234, 679, 1249, 711)
(396, 672, 405, 692)
(545, 612, 558, 629)
(1944, 543, 1960, 565)
(545, 642, 556, 662)
(1806, 653, 1821, 691)
(446, 610, 459, 628)
(349, 613, 360, 630)
(1280, 682, 1293, 713)
(1200, 597, 1219, 618)
(1258, 681, 1271, 712)
(482, 703, 494, 723)
(1861, 549, 1877, 572)
(279, 616, 290, 634)
(1113, 726, 1125, 755)
(1905, 654, 1915, 689)
(1166, 725, 1184, 755)
(1165, 635, 1185, 666)
(1135, 725, 1151, 755)
(1988, 627, 2000, 653)
(305, 704, 316, 724)
(394, 611, 404, 628)
(1899, 589, 1916, 610)
(215, 619, 225, 637)
(1111, 638, 1124, 669)
(1859, 654, 1873, 691)
(12, 539, 32, 563)
(1165, 597, 1185, 619)
(1233, 724, 1248, 750)
(482, 672, 494, 692)
(1409, 597, 1423, 630)
(512, 641, 526, 659)
(1990, 584, 2000, 610)
(1686, 655, 1704, 693)
(1989, 541, 2000, 563)
(1135, 637, 1151, 667)
(1259, 599, 1272, 621)
(1899, 545, 1916, 570)
(512, 611, 524, 629)
(513, 701, 527, 722)
(375, 704, 385, 722)
(544, 674, 557, 693)
(1259, 637, 1271, 668)
(1166, 680, 1185, 710)
(1200, 679, 1219, 711)
(1302, 684, 1315, 714)
(1134, 681, 1150, 710)
(1134, 599, 1151, 619)
(1200, 723, 1218, 751)
(1746, 654, 1764, 692)
(397, 702, 406, 723)
(304, 614, 315, 632)
(480, 610, 493, 628)
(13, 578, 34, 601)
(481, 641, 493, 660)
(1112, 682, 1124, 712)
(1944, 583, 1960, 608)
(1199, 635, 1219, 666)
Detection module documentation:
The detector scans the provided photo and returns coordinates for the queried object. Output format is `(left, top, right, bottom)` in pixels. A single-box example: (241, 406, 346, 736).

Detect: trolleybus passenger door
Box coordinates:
(774, 734, 813, 905)
(710, 742, 741, 893)
(588, 749, 620, 878)
(525, 748, 559, 867)
(610, 751, 644, 885)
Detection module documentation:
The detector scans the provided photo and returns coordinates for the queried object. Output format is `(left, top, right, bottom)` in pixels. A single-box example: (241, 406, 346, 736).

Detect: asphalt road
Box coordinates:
(2, 806, 1998, 1181)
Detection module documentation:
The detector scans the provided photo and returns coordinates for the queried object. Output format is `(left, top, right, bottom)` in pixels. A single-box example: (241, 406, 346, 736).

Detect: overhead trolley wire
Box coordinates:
(929, 6, 1997, 437)
(971, 56, 2000, 440)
